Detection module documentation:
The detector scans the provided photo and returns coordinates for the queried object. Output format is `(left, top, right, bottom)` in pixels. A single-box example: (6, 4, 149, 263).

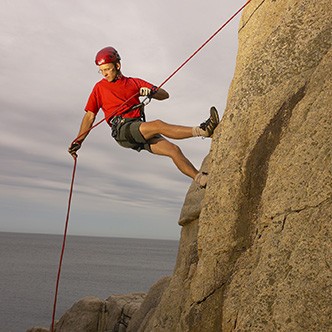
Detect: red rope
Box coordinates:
(51, 156, 77, 332)
(50, 1, 251, 330)
(158, 0, 252, 89)
(74, 92, 140, 143)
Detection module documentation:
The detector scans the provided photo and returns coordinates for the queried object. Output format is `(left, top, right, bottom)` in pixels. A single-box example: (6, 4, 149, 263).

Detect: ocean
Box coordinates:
(0, 232, 178, 332)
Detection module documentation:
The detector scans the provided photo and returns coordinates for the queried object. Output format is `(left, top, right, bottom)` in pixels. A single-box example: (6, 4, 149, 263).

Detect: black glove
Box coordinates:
(68, 140, 82, 157)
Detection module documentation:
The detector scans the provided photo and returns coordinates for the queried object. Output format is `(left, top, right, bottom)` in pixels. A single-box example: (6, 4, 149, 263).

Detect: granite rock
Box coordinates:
(28, 0, 331, 331)
(26, 328, 49, 332)
(137, 0, 332, 331)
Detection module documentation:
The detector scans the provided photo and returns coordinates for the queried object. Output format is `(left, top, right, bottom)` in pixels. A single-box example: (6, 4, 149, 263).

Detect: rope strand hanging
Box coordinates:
(50, 1, 252, 330)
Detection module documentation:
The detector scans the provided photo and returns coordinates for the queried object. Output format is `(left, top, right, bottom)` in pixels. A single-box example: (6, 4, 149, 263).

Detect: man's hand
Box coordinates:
(68, 140, 82, 157)
(139, 87, 151, 96)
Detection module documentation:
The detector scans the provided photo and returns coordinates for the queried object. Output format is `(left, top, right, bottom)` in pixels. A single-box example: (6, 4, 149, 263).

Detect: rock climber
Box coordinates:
(68, 46, 219, 187)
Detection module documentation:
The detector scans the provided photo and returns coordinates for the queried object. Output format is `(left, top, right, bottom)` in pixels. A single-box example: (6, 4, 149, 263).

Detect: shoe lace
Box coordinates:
(199, 118, 211, 130)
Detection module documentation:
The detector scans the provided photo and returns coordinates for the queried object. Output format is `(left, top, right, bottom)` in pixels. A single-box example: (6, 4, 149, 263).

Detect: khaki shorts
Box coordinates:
(111, 118, 160, 152)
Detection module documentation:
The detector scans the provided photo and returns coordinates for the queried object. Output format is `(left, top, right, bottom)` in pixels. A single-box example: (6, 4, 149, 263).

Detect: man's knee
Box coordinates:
(149, 119, 165, 129)
(166, 142, 182, 158)
(140, 119, 166, 139)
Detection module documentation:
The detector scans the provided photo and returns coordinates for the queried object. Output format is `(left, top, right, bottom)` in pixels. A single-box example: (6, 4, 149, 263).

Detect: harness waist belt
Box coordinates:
(107, 103, 144, 127)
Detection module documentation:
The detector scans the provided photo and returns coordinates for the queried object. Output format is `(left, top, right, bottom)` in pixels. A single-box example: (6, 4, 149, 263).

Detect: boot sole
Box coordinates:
(207, 106, 220, 137)
(210, 106, 220, 124)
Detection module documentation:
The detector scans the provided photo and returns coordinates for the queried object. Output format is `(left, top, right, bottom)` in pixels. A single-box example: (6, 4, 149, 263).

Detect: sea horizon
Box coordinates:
(0, 230, 180, 242)
(0, 231, 178, 331)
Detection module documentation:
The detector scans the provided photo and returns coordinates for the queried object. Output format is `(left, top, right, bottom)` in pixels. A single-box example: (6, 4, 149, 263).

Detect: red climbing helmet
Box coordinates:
(95, 47, 121, 65)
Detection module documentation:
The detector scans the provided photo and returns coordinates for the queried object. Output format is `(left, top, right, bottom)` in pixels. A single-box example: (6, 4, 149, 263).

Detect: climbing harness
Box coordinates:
(50, 1, 252, 331)
(108, 100, 147, 129)
(109, 102, 148, 152)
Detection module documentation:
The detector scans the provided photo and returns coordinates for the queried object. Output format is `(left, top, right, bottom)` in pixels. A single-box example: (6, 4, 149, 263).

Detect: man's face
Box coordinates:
(98, 62, 120, 82)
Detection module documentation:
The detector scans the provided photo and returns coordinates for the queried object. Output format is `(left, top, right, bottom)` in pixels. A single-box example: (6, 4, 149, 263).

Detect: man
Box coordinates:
(68, 46, 219, 188)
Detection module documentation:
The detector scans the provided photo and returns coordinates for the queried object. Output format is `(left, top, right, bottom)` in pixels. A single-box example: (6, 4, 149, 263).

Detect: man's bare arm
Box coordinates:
(152, 87, 169, 100)
(68, 111, 96, 157)
(76, 111, 96, 142)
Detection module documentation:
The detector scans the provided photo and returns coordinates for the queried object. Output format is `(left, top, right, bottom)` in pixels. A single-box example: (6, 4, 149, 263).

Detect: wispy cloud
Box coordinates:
(0, 0, 243, 239)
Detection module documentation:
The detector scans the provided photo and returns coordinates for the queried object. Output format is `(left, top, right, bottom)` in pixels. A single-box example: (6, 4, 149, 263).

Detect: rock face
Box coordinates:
(132, 0, 332, 331)
(28, 0, 331, 331)
(127, 277, 171, 332)
(52, 294, 145, 332)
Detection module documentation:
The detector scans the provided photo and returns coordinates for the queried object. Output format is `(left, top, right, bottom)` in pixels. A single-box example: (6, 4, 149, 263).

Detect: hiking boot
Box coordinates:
(195, 172, 208, 188)
(198, 106, 220, 137)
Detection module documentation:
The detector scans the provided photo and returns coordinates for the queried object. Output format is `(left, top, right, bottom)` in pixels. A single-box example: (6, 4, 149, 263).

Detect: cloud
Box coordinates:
(0, 0, 244, 239)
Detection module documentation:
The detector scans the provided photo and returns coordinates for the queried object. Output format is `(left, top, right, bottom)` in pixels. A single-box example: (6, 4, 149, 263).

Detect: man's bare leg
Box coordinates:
(140, 120, 193, 140)
(140, 107, 220, 187)
(139, 107, 220, 141)
(149, 137, 198, 179)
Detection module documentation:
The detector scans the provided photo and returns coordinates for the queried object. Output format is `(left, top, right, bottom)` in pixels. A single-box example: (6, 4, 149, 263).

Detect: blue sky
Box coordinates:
(0, 0, 245, 240)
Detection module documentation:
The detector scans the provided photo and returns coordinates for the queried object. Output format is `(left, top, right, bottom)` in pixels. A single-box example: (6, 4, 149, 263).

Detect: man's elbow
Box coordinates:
(155, 88, 169, 100)
(85, 111, 96, 122)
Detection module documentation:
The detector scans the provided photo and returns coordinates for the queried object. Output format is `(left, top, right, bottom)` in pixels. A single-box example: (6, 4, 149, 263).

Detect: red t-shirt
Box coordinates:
(85, 76, 154, 120)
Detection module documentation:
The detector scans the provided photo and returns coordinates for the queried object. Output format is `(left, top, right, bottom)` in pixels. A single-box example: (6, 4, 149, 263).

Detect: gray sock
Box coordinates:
(194, 172, 208, 188)
(192, 126, 208, 137)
